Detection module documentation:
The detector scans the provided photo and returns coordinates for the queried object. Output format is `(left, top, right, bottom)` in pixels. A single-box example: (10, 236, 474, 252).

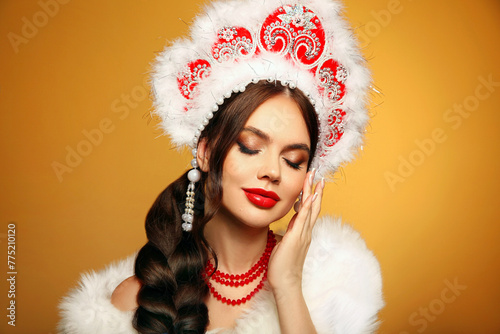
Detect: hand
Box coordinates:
(267, 169, 325, 296)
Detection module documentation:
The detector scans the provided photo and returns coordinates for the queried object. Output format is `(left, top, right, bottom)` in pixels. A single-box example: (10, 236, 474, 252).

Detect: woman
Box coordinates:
(59, 0, 383, 333)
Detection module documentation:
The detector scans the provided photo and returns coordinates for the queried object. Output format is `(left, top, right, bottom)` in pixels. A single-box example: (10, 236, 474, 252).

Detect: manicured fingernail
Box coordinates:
(309, 168, 316, 184)
(312, 192, 319, 202)
(321, 177, 325, 189)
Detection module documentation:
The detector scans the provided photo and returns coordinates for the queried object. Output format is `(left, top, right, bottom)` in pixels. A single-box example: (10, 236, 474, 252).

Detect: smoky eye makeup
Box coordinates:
(284, 159, 302, 170)
(236, 130, 264, 155)
(237, 141, 259, 155)
(283, 152, 308, 170)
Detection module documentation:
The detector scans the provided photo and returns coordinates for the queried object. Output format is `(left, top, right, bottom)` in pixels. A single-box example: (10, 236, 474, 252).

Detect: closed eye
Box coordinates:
(237, 141, 260, 155)
(284, 158, 304, 170)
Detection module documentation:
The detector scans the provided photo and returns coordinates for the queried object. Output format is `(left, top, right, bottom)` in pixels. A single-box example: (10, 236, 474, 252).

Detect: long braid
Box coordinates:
(133, 171, 213, 333)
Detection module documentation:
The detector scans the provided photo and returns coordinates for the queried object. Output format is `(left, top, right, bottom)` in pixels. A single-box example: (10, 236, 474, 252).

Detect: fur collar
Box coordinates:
(58, 216, 383, 333)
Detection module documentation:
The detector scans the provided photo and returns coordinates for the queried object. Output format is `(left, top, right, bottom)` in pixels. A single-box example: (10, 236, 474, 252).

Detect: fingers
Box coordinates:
(295, 193, 313, 228)
(301, 168, 316, 206)
(296, 170, 324, 213)
(301, 178, 325, 228)
(309, 177, 325, 228)
(289, 170, 325, 236)
(288, 195, 311, 234)
(293, 169, 316, 213)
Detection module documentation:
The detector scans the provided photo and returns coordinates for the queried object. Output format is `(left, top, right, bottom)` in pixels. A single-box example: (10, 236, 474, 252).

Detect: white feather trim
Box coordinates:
(151, 0, 371, 180)
(58, 216, 383, 333)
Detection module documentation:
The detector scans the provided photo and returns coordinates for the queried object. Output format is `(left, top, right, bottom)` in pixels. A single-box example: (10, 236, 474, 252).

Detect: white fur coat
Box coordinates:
(58, 216, 384, 333)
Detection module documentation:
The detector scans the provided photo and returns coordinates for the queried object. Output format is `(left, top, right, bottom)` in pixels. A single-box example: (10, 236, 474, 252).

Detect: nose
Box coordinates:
(257, 155, 281, 184)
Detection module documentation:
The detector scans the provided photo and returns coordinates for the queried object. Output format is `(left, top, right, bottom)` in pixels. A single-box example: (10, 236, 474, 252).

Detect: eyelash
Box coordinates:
(285, 159, 303, 170)
(237, 141, 259, 155)
(237, 142, 304, 170)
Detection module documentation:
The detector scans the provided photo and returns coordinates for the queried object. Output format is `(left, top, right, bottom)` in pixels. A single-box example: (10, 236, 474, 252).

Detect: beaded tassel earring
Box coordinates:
(181, 150, 201, 232)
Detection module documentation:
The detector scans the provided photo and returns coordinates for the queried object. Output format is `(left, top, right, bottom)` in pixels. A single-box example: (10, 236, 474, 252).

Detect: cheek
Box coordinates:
(223, 157, 246, 179)
(221, 150, 255, 190)
(284, 172, 307, 199)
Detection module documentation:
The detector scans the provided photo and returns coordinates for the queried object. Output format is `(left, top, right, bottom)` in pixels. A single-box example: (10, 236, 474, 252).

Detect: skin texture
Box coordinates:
(112, 94, 323, 333)
(111, 276, 141, 312)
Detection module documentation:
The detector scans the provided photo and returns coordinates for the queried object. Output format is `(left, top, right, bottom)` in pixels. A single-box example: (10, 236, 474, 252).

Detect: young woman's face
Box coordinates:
(219, 94, 311, 229)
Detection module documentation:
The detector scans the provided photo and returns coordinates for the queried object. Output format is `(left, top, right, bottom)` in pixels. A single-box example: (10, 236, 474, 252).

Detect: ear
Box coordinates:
(196, 138, 210, 172)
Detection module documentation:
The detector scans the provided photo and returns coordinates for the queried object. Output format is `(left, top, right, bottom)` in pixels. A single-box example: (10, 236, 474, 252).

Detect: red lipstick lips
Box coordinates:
(242, 188, 280, 208)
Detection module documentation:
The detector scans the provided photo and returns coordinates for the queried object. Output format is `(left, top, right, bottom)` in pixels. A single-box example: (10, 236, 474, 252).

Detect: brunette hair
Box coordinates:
(133, 81, 318, 333)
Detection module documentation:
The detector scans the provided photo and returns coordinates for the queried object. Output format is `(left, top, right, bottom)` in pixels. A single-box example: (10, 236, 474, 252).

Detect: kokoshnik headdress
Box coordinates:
(151, 0, 371, 231)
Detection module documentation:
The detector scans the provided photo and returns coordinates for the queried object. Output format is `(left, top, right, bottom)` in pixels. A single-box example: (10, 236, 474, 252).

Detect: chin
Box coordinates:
(224, 202, 293, 229)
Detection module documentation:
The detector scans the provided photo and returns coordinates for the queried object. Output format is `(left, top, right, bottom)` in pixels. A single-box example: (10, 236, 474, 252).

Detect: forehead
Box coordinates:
(244, 95, 310, 144)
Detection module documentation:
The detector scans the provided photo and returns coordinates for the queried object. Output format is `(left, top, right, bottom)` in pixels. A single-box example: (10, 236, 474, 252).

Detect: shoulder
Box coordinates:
(58, 254, 138, 333)
(111, 276, 141, 311)
(303, 216, 384, 333)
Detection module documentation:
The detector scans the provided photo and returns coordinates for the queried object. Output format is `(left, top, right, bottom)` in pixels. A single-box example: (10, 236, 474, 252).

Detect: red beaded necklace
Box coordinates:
(204, 229, 277, 306)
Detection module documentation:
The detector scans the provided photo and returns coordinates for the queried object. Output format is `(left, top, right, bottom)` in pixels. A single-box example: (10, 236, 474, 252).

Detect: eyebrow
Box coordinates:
(242, 126, 311, 155)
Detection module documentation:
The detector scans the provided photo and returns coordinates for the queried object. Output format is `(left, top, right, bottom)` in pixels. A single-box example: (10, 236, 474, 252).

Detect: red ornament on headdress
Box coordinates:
(212, 27, 255, 62)
(260, 4, 326, 68)
(177, 59, 212, 100)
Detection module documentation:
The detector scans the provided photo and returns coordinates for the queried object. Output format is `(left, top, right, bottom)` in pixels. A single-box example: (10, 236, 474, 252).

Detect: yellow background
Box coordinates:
(1, 0, 499, 333)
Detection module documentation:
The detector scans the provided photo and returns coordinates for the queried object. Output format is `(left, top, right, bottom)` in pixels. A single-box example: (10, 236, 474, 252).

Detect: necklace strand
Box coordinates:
(204, 229, 276, 306)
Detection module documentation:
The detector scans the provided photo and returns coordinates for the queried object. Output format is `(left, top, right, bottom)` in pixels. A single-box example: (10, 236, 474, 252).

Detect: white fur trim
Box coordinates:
(58, 255, 137, 334)
(58, 216, 383, 333)
(303, 217, 384, 333)
(151, 0, 371, 180)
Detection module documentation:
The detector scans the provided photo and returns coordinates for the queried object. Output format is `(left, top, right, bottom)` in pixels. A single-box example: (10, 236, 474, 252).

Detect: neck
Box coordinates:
(204, 208, 269, 274)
